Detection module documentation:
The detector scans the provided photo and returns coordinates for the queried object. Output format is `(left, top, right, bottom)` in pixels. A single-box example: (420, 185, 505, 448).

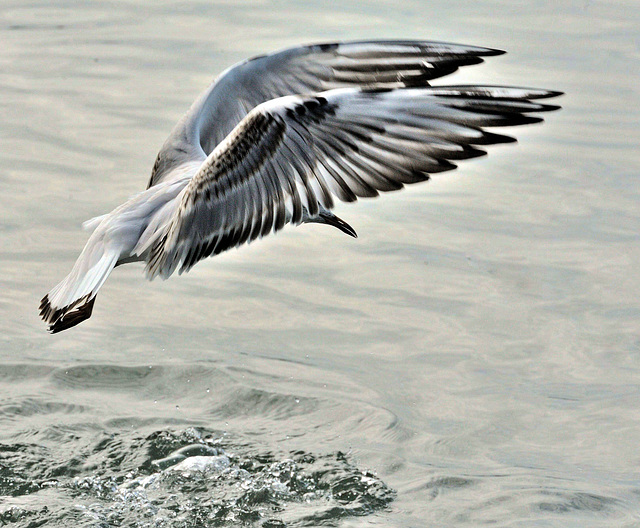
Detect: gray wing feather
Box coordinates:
(147, 40, 505, 187)
(143, 85, 561, 279)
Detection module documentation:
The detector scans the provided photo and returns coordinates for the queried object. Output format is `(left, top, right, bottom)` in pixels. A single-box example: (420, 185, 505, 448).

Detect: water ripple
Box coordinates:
(51, 364, 162, 389)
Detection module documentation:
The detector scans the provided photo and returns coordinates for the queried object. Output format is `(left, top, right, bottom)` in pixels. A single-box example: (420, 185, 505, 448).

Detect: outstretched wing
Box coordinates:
(141, 85, 561, 279)
(148, 40, 505, 187)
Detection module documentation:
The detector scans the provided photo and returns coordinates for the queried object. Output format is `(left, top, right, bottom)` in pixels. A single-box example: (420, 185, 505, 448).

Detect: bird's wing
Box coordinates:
(147, 40, 505, 187)
(141, 85, 561, 279)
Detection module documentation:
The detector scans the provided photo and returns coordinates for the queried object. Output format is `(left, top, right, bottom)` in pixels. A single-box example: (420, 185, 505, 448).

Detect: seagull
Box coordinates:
(39, 40, 562, 333)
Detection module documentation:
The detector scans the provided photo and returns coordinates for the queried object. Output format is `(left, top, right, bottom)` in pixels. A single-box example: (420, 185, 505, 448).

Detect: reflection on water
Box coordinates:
(1, 0, 640, 526)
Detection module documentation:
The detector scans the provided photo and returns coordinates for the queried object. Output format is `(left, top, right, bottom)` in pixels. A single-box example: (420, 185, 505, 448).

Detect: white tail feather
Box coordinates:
(40, 235, 120, 333)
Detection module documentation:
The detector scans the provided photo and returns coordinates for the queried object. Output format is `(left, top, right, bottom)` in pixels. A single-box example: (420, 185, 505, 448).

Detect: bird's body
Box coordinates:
(40, 40, 561, 333)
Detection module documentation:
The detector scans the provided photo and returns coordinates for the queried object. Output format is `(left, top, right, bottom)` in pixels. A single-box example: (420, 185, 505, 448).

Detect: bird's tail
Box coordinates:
(39, 235, 120, 333)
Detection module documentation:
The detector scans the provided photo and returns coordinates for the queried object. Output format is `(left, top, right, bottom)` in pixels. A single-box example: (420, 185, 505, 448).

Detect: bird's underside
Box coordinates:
(39, 39, 562, 333)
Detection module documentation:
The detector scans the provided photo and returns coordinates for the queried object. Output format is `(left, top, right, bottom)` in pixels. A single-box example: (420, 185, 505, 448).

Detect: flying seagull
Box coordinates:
(40, 40, 562, 333)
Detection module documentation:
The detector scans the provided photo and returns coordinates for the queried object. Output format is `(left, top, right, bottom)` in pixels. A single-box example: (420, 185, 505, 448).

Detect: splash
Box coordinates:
(1, 427, 395, 527)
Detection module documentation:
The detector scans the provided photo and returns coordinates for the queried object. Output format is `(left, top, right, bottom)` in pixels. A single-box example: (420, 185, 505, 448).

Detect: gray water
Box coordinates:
(1, 0, 639, 526)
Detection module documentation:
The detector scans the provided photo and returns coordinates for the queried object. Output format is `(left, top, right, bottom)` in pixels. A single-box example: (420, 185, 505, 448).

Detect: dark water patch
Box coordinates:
(418, 475, 476, 500)
(426, 475, 476, 490)
(0, 397, 90, 419)
(0, 504, 51, 527)
(51, 364, 162, 390)
(536, 490, 619, 515)
(0, 427, 394, 527)
(0, 442, 49, 496)
(210, 388, 319, 421)
(7, 23, 66, 31)
(0, 364, 56, 381)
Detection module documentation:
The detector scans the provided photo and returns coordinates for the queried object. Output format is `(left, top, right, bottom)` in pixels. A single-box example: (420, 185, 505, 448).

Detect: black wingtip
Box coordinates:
(523, 89, 564, 100)
(541, 90, 564, 99)
(477, 132, 518, 145)
(535, 103, 562, 112)
(484, 47, 506, 56)
(454, 42, 505, 56)
(39, 293, 96, 333)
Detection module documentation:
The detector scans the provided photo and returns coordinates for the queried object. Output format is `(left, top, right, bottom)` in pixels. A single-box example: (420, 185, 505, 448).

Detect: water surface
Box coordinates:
(1, 0, 639, 526)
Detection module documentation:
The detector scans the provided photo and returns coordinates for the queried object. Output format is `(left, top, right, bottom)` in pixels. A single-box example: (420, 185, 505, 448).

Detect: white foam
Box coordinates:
(168, 455, 231, 473)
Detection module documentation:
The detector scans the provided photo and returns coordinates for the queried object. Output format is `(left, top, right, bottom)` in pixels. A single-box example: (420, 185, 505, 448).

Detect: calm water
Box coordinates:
(1, 0, 639, 526)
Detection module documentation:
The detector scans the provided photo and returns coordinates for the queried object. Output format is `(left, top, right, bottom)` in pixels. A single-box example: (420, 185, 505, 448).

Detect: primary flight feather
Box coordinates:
(40, 40, 562, 333)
